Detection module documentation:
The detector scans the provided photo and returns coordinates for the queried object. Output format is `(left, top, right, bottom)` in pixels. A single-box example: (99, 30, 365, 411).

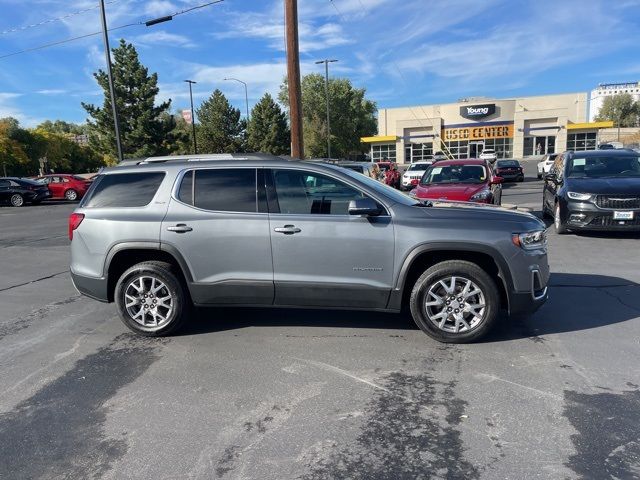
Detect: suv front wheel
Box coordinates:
(115, 261, 190, 336)
(409, 260, 499, 343)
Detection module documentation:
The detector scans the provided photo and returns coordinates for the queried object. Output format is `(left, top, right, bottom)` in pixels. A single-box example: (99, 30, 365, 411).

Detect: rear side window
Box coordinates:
(177, 169, 256, 213)
(84, 172, 165, 208)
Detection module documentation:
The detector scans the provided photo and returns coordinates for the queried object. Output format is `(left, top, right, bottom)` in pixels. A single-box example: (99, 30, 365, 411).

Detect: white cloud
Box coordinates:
(0, 93, 43, 126)
(135, 30, 195, 48)
(144, 0, 178, 17)
(35, 89, 67, 95)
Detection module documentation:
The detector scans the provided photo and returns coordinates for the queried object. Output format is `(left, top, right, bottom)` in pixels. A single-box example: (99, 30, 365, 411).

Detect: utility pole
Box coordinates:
(315, 59, 338, 159)
(184, 80, 198, 154)
(98, 0, 123, 163)
(285, 0, 304, 159)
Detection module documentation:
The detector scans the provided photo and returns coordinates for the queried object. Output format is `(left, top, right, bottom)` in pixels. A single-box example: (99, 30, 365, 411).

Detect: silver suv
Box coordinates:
(69, 154, 549, 343)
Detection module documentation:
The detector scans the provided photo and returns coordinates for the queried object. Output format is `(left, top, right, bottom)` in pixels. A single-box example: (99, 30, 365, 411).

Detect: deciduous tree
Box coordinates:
(595, 93, 640, 127)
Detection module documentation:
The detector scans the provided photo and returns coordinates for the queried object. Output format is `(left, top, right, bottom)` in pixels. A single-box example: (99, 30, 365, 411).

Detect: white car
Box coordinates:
(536, 153, 558, 179)
(401, 161, 432, 190)
(479, 148, 497, 163)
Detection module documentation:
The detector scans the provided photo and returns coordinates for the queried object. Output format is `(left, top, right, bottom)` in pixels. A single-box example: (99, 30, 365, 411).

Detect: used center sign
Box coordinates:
(460, 104, 496, 120)
(442, 123, 514, 141)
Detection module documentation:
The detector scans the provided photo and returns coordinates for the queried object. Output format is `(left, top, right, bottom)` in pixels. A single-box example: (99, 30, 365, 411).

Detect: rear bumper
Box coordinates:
(71, 271, 109, 302)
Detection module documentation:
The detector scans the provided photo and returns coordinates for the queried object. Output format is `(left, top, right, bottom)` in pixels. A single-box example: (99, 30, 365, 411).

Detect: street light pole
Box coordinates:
(98, 0, 123, 163)
(223, 78, 249, 121)
(315, 59, 338, 159)
(184, 80, 198, 154)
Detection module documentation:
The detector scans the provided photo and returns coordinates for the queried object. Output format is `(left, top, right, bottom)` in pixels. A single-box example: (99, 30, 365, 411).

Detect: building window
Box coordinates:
(567, 132, 597, 151)
(371, 143, 396, 162)
(410, 142, 433, 162)
(484, 138, 513, 158)
(443, 141, 469, 159)
(523, 136, 555, 156)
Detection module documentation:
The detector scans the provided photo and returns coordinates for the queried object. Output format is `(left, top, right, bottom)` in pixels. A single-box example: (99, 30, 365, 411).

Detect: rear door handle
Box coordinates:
(167, 224, 193, 233)
(274, 225, 301, 235)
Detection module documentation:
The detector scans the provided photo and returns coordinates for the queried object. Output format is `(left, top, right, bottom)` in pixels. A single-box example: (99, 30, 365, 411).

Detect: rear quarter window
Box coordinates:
(83, 172, 165, 208)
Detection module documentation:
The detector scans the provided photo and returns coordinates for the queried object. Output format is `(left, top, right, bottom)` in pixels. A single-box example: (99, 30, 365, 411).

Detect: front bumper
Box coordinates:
(565, 201, 640, 231)
(509, 268, 549, 315)
(71, 271, 109, 302)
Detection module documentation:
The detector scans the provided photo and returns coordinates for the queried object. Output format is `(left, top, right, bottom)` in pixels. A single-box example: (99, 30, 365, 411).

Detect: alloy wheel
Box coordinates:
(124, 275, 174, 329)
(424, 276, 486, 333)
(65, 189, 78, 201)
(10, 194, 24, 207)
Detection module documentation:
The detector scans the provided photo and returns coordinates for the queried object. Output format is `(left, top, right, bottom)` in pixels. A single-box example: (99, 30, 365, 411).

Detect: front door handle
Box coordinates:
(167, 224, 193, 233)
(274, 225, 301, 235)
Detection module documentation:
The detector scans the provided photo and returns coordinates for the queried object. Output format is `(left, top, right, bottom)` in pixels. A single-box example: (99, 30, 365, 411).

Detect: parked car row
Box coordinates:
(0, 174, 93, 207)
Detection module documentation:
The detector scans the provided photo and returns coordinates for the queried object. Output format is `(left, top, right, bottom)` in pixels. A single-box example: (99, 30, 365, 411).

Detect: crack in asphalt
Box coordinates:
(0, 270, 69, 293)
(0, 333, 166, 480)
(0, 295, 81, 340)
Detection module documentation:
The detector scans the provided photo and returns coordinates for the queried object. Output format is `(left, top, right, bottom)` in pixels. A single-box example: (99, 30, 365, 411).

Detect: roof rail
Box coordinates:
(117, 153, 285, 166)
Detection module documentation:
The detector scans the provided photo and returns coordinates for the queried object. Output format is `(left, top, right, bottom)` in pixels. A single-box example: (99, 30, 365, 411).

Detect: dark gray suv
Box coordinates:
(69, 154, 549, 343)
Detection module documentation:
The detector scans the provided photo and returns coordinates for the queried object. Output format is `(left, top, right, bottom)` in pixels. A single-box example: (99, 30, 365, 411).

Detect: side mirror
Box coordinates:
(348, 198, 381, 216)
(491, 176, 504, 184)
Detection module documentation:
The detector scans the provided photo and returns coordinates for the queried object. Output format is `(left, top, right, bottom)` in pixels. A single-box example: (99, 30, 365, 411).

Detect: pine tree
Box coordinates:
(196, 89, 244, 153)
(246, 93, 290, 155)
(82, 40, 178, 159)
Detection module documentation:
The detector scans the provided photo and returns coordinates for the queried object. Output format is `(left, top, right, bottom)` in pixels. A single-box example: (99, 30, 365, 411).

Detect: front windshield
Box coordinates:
(407, 163, 430, 171)
(421, 165, 487, 185)
(567, 155, 640, 178)
(338, 167, 417, 206)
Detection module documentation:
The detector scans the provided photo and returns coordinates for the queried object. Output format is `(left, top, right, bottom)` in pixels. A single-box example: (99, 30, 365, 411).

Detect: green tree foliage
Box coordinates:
(0, 117, 105, 176)
(37, 120, 87, 136)
(247, 93, 290, 155)
(82, 39, 179, 160)
(279, 74, 377, 158)
(196, 89, 245, 153)
(595, 93, 640, 127)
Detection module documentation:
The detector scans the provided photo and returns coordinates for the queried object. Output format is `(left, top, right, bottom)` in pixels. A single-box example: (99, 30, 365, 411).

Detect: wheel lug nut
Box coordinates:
(455, 309, 459, 313)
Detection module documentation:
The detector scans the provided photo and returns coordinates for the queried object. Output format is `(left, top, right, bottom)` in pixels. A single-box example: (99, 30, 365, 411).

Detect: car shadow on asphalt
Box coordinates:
(179, 272, 640, 341)
(179, 307, 418, 336)
(485, 272, 640, 343)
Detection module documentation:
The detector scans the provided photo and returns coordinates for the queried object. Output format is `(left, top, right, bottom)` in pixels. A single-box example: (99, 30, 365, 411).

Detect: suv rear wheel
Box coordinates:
(115, 261, 190, 336)
(409, 260, 499, 343)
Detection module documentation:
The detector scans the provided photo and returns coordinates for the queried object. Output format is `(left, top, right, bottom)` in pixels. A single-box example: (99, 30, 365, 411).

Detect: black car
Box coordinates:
(542, 150, 640, 233)
(0, 177, 51, 207)
(494, 159, 524, 182)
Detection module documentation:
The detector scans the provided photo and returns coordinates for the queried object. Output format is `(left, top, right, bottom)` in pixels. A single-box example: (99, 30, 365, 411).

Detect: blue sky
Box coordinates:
(1, 0, 639, 127)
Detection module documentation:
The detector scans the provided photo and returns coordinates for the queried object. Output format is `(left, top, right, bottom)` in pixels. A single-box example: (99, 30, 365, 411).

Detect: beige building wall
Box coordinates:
(374, 92, 588, 164)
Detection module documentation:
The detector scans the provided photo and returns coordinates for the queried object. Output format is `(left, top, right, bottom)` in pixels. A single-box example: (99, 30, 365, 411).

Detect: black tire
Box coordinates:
(115, 261, 190, 336)
(64, 189, 78, 201)
(537, 173, 542, 180)
(409, 260, 500, 343)
(518, 176, 524, 183)
(10, 193, 24, 207)
(554, 202, 568, 235)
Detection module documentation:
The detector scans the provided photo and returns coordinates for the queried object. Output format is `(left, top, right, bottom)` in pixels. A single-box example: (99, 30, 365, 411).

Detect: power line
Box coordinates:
(0, 0, 224, 61)
(0, 0, 120, 36)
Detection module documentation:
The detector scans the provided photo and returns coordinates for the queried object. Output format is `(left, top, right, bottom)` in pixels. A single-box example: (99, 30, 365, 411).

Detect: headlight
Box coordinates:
(567, 192, 593, 201)
(512, 230, 547, 250)
(470, 189, 492, 201)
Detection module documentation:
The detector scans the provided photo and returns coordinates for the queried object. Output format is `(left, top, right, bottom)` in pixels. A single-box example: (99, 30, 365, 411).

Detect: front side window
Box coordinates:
(178, 168, 257, 213)
(0, 180, 10, 187)
(272, 170, 365, 215)
(83, 172, 165, 208)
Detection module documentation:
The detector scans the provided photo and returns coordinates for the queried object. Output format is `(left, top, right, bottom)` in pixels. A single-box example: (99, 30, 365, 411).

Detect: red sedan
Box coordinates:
(34, 174, 92, 201)
(410, 159, 503, 205)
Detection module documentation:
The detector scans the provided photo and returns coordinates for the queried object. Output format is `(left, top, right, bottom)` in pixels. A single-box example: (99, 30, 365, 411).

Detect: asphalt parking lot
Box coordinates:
(1, 160, 639, 480)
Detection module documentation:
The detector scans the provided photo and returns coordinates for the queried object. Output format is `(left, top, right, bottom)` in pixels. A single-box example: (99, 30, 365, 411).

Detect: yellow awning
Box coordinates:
(360, 135, 397, 143)
(566, 121, 614, 130)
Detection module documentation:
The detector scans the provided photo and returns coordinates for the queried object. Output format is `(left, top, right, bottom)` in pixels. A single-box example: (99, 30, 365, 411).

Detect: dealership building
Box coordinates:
(361, 92, 614, 164)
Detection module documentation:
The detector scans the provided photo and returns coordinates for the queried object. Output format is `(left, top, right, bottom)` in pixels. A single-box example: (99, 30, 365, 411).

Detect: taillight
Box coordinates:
(68, 213, 84, 241)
